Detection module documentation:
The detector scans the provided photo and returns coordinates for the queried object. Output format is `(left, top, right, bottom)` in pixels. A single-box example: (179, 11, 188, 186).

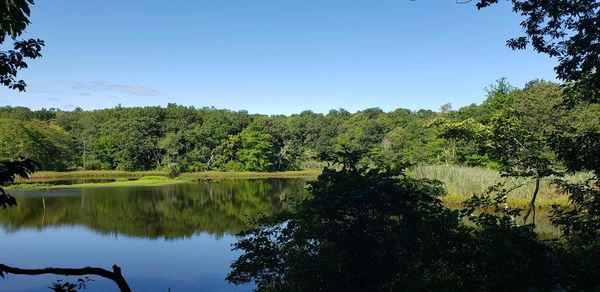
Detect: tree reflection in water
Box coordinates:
(0, 179, 308, 239)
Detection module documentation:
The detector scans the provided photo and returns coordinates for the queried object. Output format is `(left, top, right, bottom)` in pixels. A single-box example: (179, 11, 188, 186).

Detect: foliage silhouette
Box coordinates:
(49, 277, 94, 292)
(474, 0, 600, 103)
(0, 0, 44, 91)
(227, 162, 600, 290)
(227, 165, 470, 291)
(0, 157, 38, 208)
(0, 264, 131, 292)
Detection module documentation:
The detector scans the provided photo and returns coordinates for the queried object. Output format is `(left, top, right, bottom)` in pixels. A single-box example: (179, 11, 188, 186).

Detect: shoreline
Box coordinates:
(14, 169, 323, 182)
(8, 169, 569, 207)
(8, 170, 322, 190)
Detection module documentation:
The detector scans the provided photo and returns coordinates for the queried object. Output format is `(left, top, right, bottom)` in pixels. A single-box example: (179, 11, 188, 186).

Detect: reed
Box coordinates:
(408, 164, 592, 203)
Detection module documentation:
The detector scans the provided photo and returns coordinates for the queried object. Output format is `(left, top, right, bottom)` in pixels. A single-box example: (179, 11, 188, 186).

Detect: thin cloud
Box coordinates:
(71, 81, 158, 97)
(48, 97, 60, 102)
(28, 84, 62, 94)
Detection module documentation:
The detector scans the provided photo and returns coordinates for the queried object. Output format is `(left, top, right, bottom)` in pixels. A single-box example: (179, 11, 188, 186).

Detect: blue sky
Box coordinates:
(0, 0, 558, 115)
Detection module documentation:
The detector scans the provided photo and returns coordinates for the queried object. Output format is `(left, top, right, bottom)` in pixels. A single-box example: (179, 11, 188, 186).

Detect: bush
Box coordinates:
(227, 166, 470, 290)
(166, 163, 180, 179)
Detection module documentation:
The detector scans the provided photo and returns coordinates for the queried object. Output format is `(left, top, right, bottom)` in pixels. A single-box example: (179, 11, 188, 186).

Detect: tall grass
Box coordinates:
(181, 169, 321, 180)
(17, 169, 322, 183)
(408, 164, 592, 201)
(17, 170, 167, 182)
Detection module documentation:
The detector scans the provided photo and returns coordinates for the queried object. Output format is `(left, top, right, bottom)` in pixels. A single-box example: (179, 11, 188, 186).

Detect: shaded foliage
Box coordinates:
(0, 157, 37, 208)
(227, 164, 600, 291)
(227, 166, 469, 291)
(476, 0, 600, 103)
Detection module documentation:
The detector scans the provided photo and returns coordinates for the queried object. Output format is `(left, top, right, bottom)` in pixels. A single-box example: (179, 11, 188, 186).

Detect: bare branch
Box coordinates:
(0, 264, 131, 292)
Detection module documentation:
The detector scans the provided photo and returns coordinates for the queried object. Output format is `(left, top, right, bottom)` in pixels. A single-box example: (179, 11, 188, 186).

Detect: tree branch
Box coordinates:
(0, 264, 131, 292)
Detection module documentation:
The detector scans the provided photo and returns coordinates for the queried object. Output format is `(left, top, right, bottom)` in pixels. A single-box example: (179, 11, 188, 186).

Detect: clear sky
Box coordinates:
(0, 0, 558, 115)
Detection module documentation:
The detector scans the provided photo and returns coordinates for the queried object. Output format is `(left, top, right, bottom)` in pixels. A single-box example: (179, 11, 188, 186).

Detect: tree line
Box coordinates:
(1, 79, 585, 174)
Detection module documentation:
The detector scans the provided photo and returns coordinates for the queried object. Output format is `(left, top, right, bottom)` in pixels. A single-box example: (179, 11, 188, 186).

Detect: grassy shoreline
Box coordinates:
(180, 169, 322, 179)
(8, 176, 191, 190)
(15, 170, 169, 182)
(15, 169, 322, 182)
(9, 166, 581, 206)
(9, 169, 322, 190)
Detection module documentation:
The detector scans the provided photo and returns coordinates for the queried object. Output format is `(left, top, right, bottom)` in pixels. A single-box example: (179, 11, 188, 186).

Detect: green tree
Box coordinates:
(0, 119, 73, 170)
(237, 125, 274, 172)
(213, 123, 275, 172)
(441, 107, 559, 223)
(185, 109, 250, 171)
(252, 116, 301, 171)
(332, 108, 391, 167)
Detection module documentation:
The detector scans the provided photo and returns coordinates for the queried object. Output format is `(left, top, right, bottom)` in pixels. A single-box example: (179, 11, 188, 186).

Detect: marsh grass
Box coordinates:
(18, 170, 167, 182)
(181, 169, 322, 179)
(409, 164, 592, 204)
(16, 169, 322, 183)
(8, 176, 189, 190)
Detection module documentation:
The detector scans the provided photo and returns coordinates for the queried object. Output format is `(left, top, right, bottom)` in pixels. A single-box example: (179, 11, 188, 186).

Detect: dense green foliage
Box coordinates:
(0, 105, 438, 172)
(2, 79, 590, 174)
(0, 119, 73, 170)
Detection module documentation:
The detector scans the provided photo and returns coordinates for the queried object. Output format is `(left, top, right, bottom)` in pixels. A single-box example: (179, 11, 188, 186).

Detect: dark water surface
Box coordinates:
(0, 179, 308, 291)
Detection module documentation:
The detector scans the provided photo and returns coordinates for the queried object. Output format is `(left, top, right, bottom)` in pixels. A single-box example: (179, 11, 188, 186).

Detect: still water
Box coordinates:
(0, 179, 308, 291)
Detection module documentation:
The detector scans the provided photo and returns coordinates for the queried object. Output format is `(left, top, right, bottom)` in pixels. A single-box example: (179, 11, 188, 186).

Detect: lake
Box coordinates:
(0, 177, 561, 291)
(0, 179, 308, 292)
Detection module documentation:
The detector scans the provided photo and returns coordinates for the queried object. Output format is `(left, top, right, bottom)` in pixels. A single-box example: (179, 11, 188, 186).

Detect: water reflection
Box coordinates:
(0, 179, 562, 291)
(0, 179, 308, 239)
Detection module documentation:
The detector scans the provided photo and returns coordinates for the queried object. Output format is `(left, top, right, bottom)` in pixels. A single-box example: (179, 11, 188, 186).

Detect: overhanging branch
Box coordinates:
(0, 264, 132, 292)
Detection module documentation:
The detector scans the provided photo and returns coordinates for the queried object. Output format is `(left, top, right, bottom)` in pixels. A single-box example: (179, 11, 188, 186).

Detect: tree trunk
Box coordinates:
(523, 171, 540, 225)
(0, 264, 131, 292)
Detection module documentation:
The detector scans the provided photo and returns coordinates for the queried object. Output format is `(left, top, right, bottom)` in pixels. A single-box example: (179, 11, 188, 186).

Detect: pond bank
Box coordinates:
(9, 170, 322, 190)
(10, 168, 570, 206)
(7, 176, 191, 189)
(15, 169, 322, 182)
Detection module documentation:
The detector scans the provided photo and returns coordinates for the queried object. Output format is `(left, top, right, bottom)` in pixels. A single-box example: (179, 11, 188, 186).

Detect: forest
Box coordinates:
(1, 79, 586, 176)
